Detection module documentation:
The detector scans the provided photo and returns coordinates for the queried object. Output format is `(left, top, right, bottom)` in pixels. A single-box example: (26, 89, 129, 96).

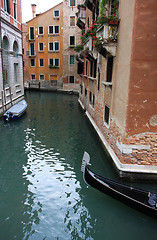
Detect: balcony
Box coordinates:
(95, 23, 118, 57)
(84, 0, 94, 11)
(76, 6, 86, 29)
(83, 37, 97, 60)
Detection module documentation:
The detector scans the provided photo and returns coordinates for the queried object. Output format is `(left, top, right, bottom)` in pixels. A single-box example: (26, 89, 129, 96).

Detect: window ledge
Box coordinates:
(102, 82, 112, 86)
(88, 76, 96, 81)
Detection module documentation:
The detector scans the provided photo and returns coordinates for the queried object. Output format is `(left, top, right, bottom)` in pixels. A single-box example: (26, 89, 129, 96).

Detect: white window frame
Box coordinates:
(39, 42, 44, 52)
(49, 58, 60, 67)
(30, 58, 35, 67)
(69, 0, 76, 7)
(49, 25, 53, 34)
(31, 74, 36, 80)
(39, 59, 44, 67)
(54, 42, 59, 51)
(54, 25, 59, 34)
(69, 36, 75, 47)
(70, 16, 75, 27)
(54, 10, 60, 17)
(39, 74, 45, 80)
(69, 55, 75, 65)
(49, 42, 53, 51)
(29, 27, 34, 40)
(13, 0, 17, 19)
(38, 26, 44, 35)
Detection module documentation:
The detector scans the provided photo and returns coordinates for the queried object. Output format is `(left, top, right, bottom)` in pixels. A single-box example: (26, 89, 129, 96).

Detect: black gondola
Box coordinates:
(81, 152, 157, 218)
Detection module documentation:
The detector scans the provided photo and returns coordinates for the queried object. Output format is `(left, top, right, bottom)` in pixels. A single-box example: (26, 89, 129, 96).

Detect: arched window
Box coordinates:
(2, 36, 9, 86)
(13, 41, 18, 57)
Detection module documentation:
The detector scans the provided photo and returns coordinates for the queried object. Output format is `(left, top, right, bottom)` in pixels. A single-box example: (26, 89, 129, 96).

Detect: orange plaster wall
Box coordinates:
(126, 0, 157, 136)
(27, 3, 63, 82)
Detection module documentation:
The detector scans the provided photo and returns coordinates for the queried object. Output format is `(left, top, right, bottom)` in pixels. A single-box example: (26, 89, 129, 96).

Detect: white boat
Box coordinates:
(4, 99, 28, 121)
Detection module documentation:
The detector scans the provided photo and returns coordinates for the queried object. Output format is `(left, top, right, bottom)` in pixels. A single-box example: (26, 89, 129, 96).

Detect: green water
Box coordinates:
(0, 91, 157, 240)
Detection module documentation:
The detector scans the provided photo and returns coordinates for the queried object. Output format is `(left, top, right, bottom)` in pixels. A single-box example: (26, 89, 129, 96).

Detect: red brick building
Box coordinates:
(76, 0, 157, 179)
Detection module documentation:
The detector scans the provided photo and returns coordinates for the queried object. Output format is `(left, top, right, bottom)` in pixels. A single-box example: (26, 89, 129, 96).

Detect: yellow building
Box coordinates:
(25, 3, 63, 89)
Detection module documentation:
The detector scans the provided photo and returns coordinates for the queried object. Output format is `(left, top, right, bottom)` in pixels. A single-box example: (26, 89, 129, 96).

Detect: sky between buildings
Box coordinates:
(22, 0, 63, 23)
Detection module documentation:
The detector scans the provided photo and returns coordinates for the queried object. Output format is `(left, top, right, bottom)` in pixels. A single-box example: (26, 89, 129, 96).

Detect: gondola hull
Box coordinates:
(82, 152, 157, 218)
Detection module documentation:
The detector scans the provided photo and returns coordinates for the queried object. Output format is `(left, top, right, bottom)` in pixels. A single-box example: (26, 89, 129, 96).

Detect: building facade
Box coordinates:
(24, 3, 63, 90)
(23, 0, 83, 92)
(62, 0, 82, 91)
(76, 0, 157, 178)
(0, 0, 24, 115)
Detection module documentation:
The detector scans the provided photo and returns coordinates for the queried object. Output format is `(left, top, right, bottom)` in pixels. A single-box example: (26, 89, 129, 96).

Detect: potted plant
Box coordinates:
(49, 65, 59, 69)
(74, 44, 83, 52)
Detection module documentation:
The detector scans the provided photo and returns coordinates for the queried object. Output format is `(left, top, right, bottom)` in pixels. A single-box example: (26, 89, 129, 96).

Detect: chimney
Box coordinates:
(31, 4, 37, 18)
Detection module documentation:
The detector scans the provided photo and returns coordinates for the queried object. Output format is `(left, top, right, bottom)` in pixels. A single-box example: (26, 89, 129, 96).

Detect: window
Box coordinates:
(49, 26, 53, 34)
(98, 67, 100, 91)
(4, 0, 10, 13)
(93, 94, 95, 107)
(30, 43, 35, 56)
(54, 10, 59, 17)
(70, 55, 75, 65)
(39, 43, 44, 51)
(13, 0, 17, 19)
(80, 85, 83, 94)
(40, 74, 44, 80)
(89, 92, 92, 104)
(13, 41, 18, 57)
(49, 42, 53, 51)
(54, 42, 59, 51)
(104, 105, 110, 125)
(90, 61, 93, 77)
(70, 16, 75, 26)
(49, 26, 59, 34)
(70, 36, 75, 46)
(69, 76, 74, 83)
(54, 59, 59, 67)
(14, 63, 18, 83)
(39, 59, 44, 67)
(85, 60, 88, 75)
(49, 59, 59, 67)
(2, 37, 10, 86)
(77, 62, 84, 74)
(70, 0, 75, 7)
(39, 26, 43, 35)
(29, 27, 34, 40)
(54, 26, 59, 34)
(30, 58, 35, 67)
(49, 59, 53, 66)
(31, 74, 36, 80)
(106, 56, 113, 82)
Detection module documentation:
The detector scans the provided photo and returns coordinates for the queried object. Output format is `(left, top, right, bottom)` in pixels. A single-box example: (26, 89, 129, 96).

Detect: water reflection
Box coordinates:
(23, 127, 94, 239)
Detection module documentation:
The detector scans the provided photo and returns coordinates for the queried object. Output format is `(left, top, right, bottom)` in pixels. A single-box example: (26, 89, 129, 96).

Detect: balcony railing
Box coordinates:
(83, 37, 97, 60)
(95, 23, 118, 57)
(76, 7, 86, 29)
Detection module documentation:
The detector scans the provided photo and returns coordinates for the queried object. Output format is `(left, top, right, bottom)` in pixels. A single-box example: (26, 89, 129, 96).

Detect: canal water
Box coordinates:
(0, 91, 157, 240)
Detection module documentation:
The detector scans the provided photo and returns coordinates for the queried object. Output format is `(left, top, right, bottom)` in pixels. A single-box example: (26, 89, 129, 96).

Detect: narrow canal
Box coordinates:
(0, 91, 157, 240)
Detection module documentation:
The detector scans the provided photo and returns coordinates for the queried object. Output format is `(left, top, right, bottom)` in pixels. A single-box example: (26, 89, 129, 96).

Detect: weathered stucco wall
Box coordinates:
(126, 0, 157, 136)
(112, 0, 135, 135)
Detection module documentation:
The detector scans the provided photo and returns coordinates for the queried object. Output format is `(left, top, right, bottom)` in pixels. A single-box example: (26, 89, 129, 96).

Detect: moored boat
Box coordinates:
(4, 99, 28, 121)
(81, 152, 157, 218)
